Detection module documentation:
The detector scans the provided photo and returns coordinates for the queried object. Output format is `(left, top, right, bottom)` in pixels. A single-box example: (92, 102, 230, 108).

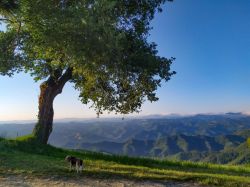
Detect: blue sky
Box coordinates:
(1, 0, 250, 121)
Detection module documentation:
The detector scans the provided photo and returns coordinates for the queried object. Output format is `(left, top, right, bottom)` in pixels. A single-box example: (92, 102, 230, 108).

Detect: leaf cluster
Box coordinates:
(0, 0, 175, 114)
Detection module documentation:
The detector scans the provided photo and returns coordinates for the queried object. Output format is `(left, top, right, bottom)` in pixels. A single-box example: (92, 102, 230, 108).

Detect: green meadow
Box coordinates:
(0, 136, 250, 187)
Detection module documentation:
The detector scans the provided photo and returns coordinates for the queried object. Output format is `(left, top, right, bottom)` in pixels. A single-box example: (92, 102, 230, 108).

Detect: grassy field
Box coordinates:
(1, 136, 250, 187)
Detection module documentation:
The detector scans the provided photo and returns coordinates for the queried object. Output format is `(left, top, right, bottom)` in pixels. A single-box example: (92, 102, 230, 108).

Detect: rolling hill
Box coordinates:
(1, 113, 250, 164)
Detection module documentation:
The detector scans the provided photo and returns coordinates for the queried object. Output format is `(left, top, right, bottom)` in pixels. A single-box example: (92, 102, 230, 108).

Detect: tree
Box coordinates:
(0, 0, 175, 144)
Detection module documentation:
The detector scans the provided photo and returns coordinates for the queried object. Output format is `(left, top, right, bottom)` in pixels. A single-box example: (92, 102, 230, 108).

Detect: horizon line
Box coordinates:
(0, 112, 248, 124)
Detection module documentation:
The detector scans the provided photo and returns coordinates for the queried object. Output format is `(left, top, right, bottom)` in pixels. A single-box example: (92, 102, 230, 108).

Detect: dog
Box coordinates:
(65, 155, 84, 173)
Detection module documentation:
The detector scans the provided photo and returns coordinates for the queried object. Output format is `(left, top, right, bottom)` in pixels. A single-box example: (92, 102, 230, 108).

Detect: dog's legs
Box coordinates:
(76, 162, 79, 173)
(79, 165, 83, 173)
(69, 163, 72, 172)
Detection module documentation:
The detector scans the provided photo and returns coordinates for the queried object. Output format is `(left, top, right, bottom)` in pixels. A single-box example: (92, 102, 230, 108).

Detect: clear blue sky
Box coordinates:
(1, 0, 250, 121)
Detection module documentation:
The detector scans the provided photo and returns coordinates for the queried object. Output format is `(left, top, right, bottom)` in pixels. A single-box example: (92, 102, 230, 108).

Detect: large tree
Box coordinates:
(0, 0, 175, 144)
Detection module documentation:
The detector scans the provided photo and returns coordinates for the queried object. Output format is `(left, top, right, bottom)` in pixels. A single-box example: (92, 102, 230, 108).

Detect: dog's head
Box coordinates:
(65, 155, 72, 162)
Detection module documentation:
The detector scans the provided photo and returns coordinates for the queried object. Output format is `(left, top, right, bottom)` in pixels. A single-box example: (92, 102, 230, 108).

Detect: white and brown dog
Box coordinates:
(65, 155, 84, 173)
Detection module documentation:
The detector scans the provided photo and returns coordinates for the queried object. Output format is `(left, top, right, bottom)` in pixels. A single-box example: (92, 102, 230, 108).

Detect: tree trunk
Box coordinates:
(33, 68, 72, 144)
(32, 81, 57, 144)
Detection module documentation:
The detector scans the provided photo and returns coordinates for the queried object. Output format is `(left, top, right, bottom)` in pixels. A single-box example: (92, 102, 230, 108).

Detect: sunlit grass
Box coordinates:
(1, 136, 250, 186)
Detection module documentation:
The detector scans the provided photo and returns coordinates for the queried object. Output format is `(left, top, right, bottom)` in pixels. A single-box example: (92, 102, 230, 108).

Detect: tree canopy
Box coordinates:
(0, 0, 175, 115)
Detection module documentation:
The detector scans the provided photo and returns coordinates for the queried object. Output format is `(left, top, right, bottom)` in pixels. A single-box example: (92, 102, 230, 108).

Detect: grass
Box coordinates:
(1, 136, 250, 186)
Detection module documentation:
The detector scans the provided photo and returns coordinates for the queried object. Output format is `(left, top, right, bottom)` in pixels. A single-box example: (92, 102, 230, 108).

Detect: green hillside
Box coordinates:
(1, 136, 250, 186)
(79, 134, 245, 158)
(2, 115, 250, 165)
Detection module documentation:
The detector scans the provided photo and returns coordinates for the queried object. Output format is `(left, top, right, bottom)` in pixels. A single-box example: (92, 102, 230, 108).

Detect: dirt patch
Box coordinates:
(0, 175, 207, 187)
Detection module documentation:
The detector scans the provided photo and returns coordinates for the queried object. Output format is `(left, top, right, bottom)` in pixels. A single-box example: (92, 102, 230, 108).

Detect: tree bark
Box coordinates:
(32, 68, 72, 144)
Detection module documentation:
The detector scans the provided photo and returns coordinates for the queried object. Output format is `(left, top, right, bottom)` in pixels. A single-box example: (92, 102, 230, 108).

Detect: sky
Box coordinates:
(1, 0, 250, 121)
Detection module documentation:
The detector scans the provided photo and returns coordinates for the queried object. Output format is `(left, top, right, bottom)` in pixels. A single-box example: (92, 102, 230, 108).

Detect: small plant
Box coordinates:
(247, 138, 250, 148)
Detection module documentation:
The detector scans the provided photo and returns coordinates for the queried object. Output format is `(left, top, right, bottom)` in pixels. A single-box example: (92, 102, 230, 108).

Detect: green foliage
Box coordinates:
(0, 0, 175, 115)
(0, 30, 23, 76)
(1, 137, 250, 187)
(0, 0, 19, 14)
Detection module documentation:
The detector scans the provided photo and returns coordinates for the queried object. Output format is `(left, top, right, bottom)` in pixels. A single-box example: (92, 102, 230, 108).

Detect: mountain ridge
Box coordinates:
(1, 113, 250, 164)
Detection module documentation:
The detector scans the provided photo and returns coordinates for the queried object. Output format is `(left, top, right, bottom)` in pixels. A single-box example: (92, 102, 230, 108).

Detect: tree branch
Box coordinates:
(0, 18, 14, 23)
(56, 67, 73, 93)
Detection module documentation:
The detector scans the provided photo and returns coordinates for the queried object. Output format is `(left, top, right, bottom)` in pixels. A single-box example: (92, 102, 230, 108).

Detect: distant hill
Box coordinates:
(78, 134, 246, 161)
(1, 113, 250, 164)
